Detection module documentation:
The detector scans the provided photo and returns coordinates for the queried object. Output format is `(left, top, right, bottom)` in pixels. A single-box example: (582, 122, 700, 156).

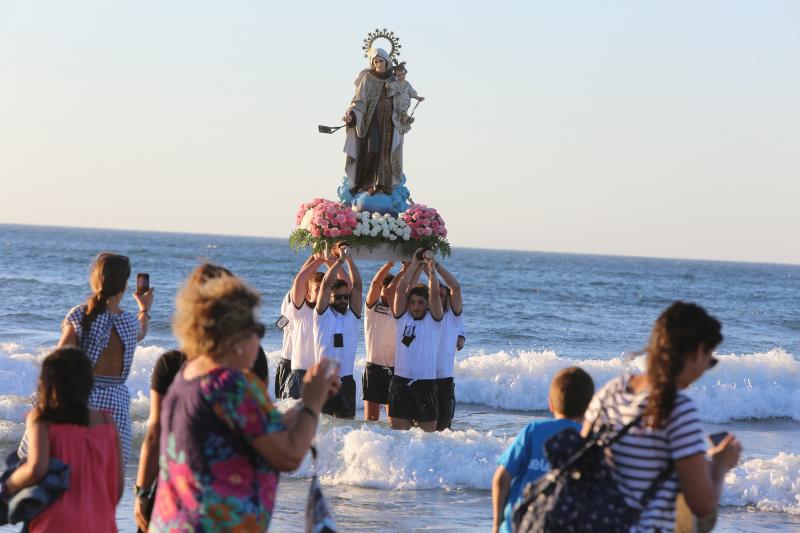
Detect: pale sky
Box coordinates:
(1, 1, 799, 264)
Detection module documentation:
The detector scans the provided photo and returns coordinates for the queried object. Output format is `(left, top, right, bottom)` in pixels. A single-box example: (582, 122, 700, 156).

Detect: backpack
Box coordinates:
(512, 415, 673, 533)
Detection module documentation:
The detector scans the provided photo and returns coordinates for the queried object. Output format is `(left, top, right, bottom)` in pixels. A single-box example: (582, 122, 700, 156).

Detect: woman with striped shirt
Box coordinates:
(582, 302, 741, 533)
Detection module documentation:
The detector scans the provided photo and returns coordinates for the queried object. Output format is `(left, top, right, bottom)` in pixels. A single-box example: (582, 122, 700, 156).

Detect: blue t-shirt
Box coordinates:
(497, 418, 581, 533)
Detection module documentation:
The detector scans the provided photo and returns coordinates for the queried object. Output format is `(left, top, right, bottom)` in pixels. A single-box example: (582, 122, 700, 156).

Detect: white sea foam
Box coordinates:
(286, 416, 800, 515)
(0, 344, 798, 428)
(288, 417, 510, 491)
(454, 348, 800, 422)
(722, 453, 800, 515)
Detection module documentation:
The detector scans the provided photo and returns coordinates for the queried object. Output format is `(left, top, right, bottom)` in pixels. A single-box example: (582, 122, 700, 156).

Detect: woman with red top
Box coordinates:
(2, 347, 122, 532)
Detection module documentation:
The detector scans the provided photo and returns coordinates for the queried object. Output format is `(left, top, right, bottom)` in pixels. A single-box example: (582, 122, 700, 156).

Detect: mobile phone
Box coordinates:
(274, 315, 289, 331)
(708, 431, 728, 446)
(325, 359, 341, 380)
(136, 273, 150, 295)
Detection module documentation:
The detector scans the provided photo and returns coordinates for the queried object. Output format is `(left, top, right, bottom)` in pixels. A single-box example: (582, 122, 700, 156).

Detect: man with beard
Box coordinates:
(314, 244, 362, 419)
(388, 250, 444, 431)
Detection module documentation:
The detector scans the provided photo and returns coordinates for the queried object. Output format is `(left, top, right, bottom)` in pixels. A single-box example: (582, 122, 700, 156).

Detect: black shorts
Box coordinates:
(322, 375, 356, 418)
(283, 369, 306, 400)
(388, 376, 438, 423)
(361, 362, 394, 404)
(436, 377, 455, 431)
(274, 358, 291, 399)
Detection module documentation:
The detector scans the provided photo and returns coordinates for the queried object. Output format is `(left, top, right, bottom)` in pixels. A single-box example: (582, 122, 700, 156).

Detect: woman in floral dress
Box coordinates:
(149, 271, 339, 532)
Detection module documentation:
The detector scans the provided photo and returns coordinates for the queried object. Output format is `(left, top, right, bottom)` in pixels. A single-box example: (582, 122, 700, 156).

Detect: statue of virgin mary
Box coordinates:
(342, 47, 404, 197)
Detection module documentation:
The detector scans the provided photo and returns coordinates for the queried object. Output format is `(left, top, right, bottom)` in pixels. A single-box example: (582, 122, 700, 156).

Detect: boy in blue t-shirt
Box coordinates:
(491, 367, 595, 533)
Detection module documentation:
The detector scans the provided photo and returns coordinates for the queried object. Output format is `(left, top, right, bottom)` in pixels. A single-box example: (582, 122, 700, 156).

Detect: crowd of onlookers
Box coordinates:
(0, 250, 741, 533)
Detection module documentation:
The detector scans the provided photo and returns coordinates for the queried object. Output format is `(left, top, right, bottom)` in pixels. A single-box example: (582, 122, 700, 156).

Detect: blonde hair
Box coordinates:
(173, 274, 260, 359)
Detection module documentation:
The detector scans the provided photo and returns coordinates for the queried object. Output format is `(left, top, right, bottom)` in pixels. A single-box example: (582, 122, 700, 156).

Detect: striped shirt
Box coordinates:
(583, 374, 707, 533)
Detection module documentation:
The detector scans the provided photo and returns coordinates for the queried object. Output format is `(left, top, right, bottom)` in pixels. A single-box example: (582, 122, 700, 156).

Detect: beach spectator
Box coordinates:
(388, 251, 444, 431)
(491, 367, 595, 533)
(581, 302, 741, 532)
(433, 263, 465, 431)
(2, 348, 122, 533)
(284, 255, 327, 399)
(314, 244, 362, 419)
(18, 253, 152, 465)
(149, 272, 339, 532)
(363, 261, 405, 421)
(133, 263, 268, 532)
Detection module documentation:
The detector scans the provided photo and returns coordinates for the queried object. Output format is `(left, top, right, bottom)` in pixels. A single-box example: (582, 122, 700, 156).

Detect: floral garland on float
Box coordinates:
(289, 199, 451, 258)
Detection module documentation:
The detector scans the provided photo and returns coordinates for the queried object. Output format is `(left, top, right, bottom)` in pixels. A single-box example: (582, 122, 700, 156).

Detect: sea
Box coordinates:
(0, 223, 798, 532)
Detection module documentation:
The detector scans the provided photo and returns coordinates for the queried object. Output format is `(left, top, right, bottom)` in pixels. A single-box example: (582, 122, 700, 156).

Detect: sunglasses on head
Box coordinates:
(251, 322, 266, 339)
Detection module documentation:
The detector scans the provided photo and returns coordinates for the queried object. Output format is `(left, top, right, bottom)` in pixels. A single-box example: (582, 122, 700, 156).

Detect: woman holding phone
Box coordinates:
(148, 270, 338, 531)
(582, 302, 741, 533)
(20, 252, 153, 465)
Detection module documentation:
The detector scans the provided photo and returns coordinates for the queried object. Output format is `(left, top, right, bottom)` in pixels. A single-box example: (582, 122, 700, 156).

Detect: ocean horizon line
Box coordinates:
(2, 221, 799, 269)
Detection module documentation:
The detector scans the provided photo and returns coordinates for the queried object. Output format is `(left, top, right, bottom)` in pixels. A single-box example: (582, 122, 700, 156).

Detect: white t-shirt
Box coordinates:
(394, 311, 443, 380)
(436, 310, 465, 379)
(279, 292, 292, 361)
(365, 301, 397, 367)
(287, 298, 316, 370)
(583, 375, 708, 533)
(313, 306, 360, 376)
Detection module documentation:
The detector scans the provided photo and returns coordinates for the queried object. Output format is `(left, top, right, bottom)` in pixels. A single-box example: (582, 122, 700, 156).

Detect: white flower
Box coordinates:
(372, 212, 381, 220)
(353, 228, 362, 236)
(382, 229, 390, 238)
(389, 234, 397, 241)
(371, 227, 381, 237)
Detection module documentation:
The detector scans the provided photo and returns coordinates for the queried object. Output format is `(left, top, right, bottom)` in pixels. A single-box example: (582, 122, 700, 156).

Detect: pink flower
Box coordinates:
(330, 228, 341, 238)
(210, 456, 255, 499)
(167, 461, 199, 512)
(323, 228, 331, 237)
(423, 227, 433, 236)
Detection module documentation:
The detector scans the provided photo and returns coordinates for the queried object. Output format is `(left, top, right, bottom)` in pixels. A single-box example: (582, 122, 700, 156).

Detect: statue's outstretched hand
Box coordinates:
(342, 112, 354, 126)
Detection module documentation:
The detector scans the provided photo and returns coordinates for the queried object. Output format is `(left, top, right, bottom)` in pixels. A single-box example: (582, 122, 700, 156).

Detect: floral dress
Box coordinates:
(149, 367, 285, 532)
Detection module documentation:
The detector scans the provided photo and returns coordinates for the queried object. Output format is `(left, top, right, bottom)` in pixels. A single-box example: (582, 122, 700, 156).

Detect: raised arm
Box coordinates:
(436, 263, 462, 315)
(343, 248, 363, 317)
(426, 257, 443, 320)
(366, 261, 395, 307)
(316, 255, 344, 315)
(291, 255, 324, 307)
(134, 288, 154, 341)
(404, 263, 424, 299)
(393, 252, 423, 317)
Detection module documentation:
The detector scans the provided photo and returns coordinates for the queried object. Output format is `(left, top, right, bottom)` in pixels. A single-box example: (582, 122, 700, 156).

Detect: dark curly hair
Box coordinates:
(645, 302, 722, 428)
(36, 348, 93, 426)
